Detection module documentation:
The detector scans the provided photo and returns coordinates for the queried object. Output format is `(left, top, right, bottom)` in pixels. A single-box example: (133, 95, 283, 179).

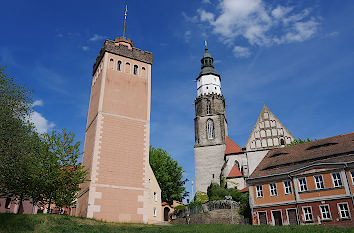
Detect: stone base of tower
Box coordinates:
(194, 144, 225, 193)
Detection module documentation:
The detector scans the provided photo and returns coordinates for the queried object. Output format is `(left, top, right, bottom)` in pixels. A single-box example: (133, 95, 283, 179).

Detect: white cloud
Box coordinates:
(89, 34, 105, 41)
(81, 46, 89, 51)
(202, 0, 211, 4)
(184, 30, 192, 43)
(197, 0, 319, 48)
(233, 46, 251, 58)
(30, 111, 55, 134)
(271, 6, 293, 19)
(32, 100, 43, 107)
(28, 99, 55, 133)
(182, 12, 198, 23)
(325, 31, 339, 38)
(197, 9, 215, 23)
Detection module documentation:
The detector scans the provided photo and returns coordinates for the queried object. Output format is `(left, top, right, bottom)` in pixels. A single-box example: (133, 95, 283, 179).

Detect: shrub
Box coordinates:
(194, 191, 209, 203)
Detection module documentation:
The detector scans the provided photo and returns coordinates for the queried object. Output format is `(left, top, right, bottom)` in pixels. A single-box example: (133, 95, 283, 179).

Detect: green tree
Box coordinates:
(38, 129, 87, 212)
(287, 137, 312, 146)
(0, 66, 40, 213)
(149, 146, 188, 203)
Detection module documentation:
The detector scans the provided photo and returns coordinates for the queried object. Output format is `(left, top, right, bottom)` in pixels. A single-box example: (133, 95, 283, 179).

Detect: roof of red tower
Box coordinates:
(227, 164, 243, 178)
(225, 136, 242, 155)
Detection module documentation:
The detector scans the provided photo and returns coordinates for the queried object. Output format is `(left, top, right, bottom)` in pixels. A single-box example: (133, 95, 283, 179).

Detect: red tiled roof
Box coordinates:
(225, 136, 242, 155)
(239, 187, 249, 193)
(227, 165, 243, 178)
(249, 132, 354, 179)
(161, 202, 169, 206)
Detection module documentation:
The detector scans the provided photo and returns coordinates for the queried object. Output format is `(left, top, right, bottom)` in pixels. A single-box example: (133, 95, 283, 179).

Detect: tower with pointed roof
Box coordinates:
(194, 44, 228, 193)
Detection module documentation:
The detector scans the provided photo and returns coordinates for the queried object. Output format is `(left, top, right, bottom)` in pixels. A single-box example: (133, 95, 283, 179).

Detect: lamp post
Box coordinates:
(191, 181, 194, 201)
(225, 195, 234, 224)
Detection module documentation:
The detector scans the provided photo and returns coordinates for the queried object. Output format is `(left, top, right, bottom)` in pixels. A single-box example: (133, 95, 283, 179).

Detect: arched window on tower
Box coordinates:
(133, 65, 138, 75)
(125, 62, 130, 73)
(117, 61, 122, 71)
(207, 119, 214, 139)
(206, 100, 211, 115)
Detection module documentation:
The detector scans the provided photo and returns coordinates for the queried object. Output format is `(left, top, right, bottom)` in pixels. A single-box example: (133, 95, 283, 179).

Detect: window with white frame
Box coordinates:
(338, 203, 350, 219)
(269, 183, 277, 196)
(153, 207, 157, 217)
(206, 100, 211, 115)
(256, 185, 263, 198)
(283, 180, 292, 194)
(207, 119, 214, 139)
(331, 173, 342, 187)
(319, 205, 331, 220)
(298, 177, 308, 192)
(302, 206, 313, 222)
(314, 175, 324, 189)
(153, 192, 157, 201)
(350, 171, 354, 186)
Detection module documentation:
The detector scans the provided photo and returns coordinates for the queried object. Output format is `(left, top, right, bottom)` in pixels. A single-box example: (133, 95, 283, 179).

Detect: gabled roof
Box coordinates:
(227, 164, 243, 178)
(225, 136, 242, 155)
(245, 105, 295, 151)
(249, 132, 354, 179)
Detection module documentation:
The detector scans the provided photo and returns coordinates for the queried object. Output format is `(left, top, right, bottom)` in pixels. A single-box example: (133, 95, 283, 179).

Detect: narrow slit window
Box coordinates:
(117, 61, 122, 71)
(134, 65, 138, 75)
(206, 100, 211, 114)
(207, 119, 214, 139)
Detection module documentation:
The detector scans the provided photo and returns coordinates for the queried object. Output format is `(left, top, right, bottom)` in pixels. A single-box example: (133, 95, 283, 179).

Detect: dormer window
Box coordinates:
(117, 61, 122, 71)
(207, 119, 214, 139)
(134, 65, 138, 75)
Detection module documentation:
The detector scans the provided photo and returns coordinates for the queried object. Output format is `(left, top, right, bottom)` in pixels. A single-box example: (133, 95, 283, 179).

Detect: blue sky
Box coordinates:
(1, 0, 354, 199)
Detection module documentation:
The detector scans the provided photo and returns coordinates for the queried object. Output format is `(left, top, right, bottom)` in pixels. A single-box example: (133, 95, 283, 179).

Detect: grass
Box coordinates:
(0, 213, 353, 233)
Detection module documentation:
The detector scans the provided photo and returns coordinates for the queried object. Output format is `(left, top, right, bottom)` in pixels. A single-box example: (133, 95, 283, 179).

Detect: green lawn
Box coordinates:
(0, 213, 353, 233)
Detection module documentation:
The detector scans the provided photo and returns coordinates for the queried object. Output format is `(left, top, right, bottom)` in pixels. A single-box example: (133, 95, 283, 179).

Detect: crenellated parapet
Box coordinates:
(92, 38, 153, 75)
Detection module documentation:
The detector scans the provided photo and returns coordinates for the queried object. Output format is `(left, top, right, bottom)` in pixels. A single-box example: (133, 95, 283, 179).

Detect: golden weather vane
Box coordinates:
(123, 5, 128, 38)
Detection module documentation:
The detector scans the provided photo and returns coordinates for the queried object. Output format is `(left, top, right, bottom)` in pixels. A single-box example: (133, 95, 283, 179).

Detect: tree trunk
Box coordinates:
(17, 196, 23, 214)
(47, 193, 52, 214)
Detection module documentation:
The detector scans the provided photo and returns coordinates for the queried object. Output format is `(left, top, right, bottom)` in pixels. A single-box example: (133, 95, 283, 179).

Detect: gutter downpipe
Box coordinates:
(289, 174, 300, 225)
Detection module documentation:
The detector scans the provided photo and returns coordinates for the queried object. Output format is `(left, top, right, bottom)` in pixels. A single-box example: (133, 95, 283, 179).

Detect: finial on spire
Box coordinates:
(205, 40, 207, 48)
(123, 5, 128, 38)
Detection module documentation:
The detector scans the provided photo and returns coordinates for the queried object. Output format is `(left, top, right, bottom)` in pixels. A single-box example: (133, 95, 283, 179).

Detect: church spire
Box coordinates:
(198, 42, 219, 79)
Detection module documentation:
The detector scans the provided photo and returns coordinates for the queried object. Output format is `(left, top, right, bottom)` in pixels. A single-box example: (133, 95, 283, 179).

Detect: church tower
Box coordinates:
(194, 43, 228, 193)
(76, 36, 161, 223)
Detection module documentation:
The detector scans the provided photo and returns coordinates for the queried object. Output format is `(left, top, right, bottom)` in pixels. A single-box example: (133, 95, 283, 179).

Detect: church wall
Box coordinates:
(247, 150, 269, 176)
(195, 114, 225, 147)
(195, 144, 225, 192)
